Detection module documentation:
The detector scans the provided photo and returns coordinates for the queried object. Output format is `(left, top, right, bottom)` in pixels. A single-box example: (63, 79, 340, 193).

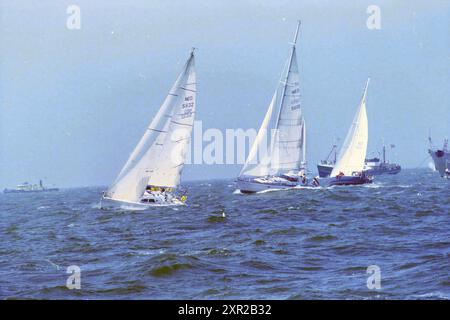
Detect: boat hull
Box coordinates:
(100, 196, 184, 209)
(325, 175, 373, 186)
(364, 164, 401, 175)
(236, 178, 299, 194)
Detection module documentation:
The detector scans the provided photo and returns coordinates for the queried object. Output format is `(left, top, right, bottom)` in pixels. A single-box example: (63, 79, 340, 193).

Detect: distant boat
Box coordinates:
(322, 78, 373, 186)
(317, 144, 401, 177)
(364, 145, 401, 175)
(428, 137, 450, 178)
(3, 180, 59, 193)
(101, 49, 196, 208)
(236, 21, 307, 193)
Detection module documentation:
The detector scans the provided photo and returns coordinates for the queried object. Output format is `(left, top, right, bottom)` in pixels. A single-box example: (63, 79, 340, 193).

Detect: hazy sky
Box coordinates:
(1, 0, 449, 188)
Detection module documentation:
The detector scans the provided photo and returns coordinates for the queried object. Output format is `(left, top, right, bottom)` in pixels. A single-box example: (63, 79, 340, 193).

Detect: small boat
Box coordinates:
(3, 180, 59, 193)
(322, 78, 373, 186)
(236, 21, 308, 194)
(101, 49, 196, 208)
(428, 138, 450, 178)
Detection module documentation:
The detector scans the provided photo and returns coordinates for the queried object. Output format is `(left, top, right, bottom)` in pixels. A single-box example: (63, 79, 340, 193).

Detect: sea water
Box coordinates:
(0, 169, 448, 299)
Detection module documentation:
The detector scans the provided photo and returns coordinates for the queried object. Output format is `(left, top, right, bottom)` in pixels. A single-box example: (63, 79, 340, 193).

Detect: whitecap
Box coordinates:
(256, 188, 284, 194)
(293, 185, 322, 190)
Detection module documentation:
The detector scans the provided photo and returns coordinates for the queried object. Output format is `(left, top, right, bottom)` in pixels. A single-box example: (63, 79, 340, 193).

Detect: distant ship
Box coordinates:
(3, 180, 59, 193)
(428, 137, 450, 178)
(317, 144, 401, 178)
(365, 145, 401, 175)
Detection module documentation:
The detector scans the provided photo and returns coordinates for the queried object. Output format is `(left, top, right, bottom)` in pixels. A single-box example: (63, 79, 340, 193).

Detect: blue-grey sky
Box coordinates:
(1, 0, 449, 188)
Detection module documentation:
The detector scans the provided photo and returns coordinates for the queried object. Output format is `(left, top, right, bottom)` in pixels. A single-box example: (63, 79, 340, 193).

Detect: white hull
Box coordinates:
(100, 196, 184, 210)
(236, 178, 298, 193)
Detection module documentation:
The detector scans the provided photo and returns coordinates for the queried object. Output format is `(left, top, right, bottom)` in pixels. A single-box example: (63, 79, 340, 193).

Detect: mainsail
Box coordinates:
(105, 50, 196, 203)
(330, 78, 370, 177)
(240, 21, 305, 177)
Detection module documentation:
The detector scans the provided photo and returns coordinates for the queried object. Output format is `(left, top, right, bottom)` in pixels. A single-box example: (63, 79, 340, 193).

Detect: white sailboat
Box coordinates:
(324, 78, 373, 186)
(101, 49, 196, 208)
(236, 21, 308, 193)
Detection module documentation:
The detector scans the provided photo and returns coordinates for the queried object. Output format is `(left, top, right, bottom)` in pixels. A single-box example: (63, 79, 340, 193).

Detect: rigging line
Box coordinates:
(415, 154, 432, 169)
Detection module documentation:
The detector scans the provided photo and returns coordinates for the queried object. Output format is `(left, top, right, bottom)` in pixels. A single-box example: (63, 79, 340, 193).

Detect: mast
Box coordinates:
(334, 145, 337, 164)
(274, 20, 301, 131)
(382, 145, 386, 164)
(325, 144, 337, 163)
(362, 77, 370, 101)
(302, 119, 307, 167)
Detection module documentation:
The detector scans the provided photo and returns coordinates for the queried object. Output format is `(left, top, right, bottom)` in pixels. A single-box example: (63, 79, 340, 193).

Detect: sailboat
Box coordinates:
(101, 49, 196, 208)
(324, 78, 373, 186)
(236, 21, 307, 193)
(318, 143, 401, 177)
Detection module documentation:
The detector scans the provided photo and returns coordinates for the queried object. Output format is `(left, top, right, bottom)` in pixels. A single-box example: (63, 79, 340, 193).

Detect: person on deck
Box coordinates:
(312, 177, 320, 187)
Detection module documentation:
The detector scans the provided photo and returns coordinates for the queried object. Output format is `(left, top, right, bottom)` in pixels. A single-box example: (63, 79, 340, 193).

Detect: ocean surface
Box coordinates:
(0, 169, 449, 300)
